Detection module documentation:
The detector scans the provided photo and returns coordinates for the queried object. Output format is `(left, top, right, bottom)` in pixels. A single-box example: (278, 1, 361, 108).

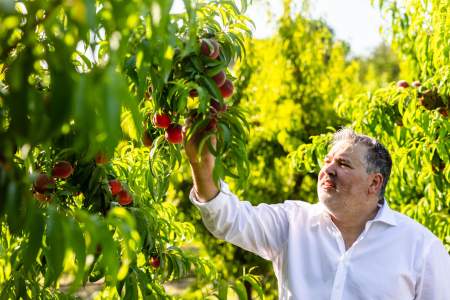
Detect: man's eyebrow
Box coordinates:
(324, 153, 355, 163)
(324, 155, 351, 163)
(336, 158, 352, 164)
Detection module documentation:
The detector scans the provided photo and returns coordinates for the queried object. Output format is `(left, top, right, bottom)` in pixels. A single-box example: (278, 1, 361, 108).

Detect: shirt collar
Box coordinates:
(311, 199, 398, 227)
(372, 200, 397, 226)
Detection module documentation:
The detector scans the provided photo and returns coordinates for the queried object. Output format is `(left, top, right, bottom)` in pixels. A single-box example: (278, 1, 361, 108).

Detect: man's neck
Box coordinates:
(329, 205, 380, 250)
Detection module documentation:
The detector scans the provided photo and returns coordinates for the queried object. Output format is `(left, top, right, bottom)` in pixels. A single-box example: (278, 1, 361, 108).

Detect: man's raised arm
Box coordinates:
(183, 126, 219, 202)
(182, 126, 291, 260)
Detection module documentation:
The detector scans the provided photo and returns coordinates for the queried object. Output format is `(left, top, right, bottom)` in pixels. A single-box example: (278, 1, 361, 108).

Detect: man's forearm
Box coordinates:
(190, 161, 219, 203)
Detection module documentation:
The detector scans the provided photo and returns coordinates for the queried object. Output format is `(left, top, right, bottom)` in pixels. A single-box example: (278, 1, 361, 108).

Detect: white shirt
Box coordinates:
(190, 182, 450, 300)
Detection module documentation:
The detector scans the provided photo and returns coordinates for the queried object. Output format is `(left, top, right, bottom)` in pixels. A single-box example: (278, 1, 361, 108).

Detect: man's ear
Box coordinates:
(368, 173, 384, 195)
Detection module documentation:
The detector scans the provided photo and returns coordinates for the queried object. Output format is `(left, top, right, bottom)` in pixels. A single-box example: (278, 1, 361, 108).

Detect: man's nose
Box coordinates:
(322, 162, 337, 177)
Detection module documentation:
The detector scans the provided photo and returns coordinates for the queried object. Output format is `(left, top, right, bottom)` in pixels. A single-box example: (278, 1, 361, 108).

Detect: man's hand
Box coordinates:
(183, 117, 220, 202)
(183, 117, 216, 164)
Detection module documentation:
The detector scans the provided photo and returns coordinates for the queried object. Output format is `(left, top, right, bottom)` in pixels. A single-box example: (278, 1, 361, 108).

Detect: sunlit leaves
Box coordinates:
(0, 0, 261, 298)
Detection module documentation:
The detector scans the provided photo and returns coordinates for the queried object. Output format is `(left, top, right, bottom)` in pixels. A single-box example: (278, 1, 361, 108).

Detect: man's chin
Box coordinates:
(318, 190, 337, 204)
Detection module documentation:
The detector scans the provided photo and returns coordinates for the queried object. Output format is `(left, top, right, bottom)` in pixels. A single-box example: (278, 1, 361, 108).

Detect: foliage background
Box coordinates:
(0, 0, 449, 299)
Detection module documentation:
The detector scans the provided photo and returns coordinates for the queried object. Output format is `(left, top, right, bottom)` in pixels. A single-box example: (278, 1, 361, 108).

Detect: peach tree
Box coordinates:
(0, 0, 261, 298)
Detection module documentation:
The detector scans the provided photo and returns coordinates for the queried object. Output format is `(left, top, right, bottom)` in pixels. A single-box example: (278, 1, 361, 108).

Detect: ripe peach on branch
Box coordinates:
(109, 179, 122, 196)
(149, 255, 161, 268)
(397, 80, 409, 88)
(153, 113, 171, 129)
(219, 79, 234, 98)
(34, 173, 55, 193)
(118, 190, 133, 206)
(200, 38, 220, 59)
(52, 161, 74, 179)
(165, 124, 183, 144)
(212, 70, 226, 87)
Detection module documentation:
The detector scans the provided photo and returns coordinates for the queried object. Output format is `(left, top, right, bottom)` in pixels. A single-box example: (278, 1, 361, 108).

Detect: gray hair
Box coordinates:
(331, 128, 392, 202)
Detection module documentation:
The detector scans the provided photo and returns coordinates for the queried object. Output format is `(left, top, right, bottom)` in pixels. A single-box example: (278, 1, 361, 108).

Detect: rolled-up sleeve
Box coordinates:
(415, 238, 450, 300)
(190, 181, 290, 260)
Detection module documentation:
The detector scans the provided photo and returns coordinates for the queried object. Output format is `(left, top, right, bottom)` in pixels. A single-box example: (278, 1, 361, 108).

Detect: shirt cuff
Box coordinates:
(189, 180, 233, 214)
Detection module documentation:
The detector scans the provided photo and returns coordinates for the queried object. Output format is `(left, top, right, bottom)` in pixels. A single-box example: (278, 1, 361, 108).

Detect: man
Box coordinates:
(185, 127, 450, 299)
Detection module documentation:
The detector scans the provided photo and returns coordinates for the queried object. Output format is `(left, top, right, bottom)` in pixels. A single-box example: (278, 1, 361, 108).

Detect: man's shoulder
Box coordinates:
(389, 208, 441, 243)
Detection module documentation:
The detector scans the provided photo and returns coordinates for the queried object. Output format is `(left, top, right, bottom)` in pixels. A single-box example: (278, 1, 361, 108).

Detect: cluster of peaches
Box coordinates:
(33, 157, 133, 206)
(143, 38, 233, 147)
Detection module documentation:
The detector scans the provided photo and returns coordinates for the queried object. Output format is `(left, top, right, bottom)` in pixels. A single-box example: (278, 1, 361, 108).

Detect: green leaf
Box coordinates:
(123, 272, 139, 300)
(205, 63, 227, 77)
(231, 280, 248, 300)
(98, 224, 119, 285)
(135, 268, 151, 298)
(44, 206, 66, 286)
(217, 279, 228, 300)
(213, 157, 224, 182)
(23, 205, 45, 270)
(198, 75, 222, 100)
(243, 275, 264, 299)
(66, 218, 87, 293)
(218, 122, 231, 150)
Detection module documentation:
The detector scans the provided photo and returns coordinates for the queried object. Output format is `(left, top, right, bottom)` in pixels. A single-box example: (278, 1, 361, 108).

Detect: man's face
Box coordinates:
(317, 141, 375, 214)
